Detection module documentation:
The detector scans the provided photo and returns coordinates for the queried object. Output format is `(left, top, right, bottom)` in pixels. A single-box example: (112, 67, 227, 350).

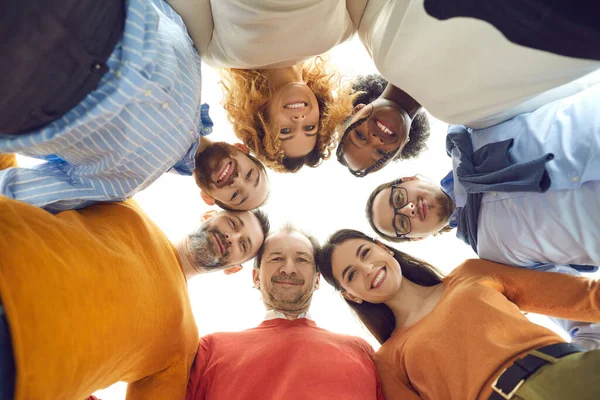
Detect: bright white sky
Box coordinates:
(18, 36, 597, 399)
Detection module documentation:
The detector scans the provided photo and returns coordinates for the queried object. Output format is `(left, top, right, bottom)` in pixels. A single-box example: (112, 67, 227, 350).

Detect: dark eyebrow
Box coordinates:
(237, 194, 249, 206)
(254, 170, 260, 188)
(342, 265, 352, 280)
(246, 236, 252, 255)
(280, 135, 295, 141)
(295, 251, 312, 257)
(234, 214, 245, 227)
(356, 244, 365, 259)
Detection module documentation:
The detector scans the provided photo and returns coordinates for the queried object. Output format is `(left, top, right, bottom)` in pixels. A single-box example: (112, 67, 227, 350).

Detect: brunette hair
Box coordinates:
(220, 56, 354, 173)
(336, 74, 431, 177)
(365, 177, 453, 242)
(318, 229, 443, 344)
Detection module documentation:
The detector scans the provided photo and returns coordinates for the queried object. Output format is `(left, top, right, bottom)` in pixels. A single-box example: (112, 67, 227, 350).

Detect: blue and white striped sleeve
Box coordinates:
(0, 161, 117, 212)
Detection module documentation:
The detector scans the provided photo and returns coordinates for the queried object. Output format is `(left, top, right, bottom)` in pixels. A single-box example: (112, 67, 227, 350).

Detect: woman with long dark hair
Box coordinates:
(319, 229, 600, 399)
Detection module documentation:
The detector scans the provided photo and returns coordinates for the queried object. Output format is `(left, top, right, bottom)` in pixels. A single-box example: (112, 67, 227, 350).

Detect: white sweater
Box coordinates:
(358, 0, 600, 128)
(167, 0, 364, 69)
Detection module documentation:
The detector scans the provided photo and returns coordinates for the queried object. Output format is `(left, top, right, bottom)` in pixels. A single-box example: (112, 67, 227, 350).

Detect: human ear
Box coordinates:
(314, 273, 321, 290)
(233, 143, 250, 154)
(200, 209, 217, 222)
(252, 268, 260, 289)
(402, 175, 419, 182)
(342, 292, 363, 304)
(200, 192, 215, 206)
(223, 265, 243, 275)
(352, 104, 367, 114)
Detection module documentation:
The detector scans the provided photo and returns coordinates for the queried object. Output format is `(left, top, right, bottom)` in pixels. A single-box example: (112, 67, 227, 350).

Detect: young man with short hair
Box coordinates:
(0, 0, 269, 213)
(366, 84, 600, 350)
(0, 154, 270, 400)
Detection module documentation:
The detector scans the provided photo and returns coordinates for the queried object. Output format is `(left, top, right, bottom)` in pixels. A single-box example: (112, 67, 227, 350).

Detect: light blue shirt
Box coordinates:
(446, 83, 600, 267)
(0, 0, 212, 213)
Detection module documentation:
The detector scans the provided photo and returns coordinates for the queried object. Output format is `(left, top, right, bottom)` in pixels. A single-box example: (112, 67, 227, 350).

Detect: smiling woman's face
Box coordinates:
(341, 99, 411, 173)
(267, 83, 320, 159)
(331, 238, 403, 304)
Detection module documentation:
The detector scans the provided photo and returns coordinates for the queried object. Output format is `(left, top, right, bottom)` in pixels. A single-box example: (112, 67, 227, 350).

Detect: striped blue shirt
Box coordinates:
(0, 0, 212, 213)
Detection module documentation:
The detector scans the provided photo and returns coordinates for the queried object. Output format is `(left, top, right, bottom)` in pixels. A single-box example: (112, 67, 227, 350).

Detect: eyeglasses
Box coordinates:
(390, 185, 411, 237)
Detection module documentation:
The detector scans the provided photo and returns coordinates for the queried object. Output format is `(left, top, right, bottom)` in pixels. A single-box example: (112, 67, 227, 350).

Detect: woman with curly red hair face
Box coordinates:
(167, 0, 363, 172)
(220, 58, 354, 172)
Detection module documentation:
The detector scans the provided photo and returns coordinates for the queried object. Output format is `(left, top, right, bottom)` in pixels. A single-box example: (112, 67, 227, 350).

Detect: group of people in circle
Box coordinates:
(1, 1, 600, 399)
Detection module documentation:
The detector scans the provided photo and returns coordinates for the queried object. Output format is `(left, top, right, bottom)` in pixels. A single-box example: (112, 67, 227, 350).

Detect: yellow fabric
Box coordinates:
(0, 167, 199, 399)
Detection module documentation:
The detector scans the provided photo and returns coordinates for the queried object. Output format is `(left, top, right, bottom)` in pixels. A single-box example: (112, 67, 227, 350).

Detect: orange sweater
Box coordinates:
(0, 156, 198, 399)
(374, 259, 599, 400)
(186, 318, 385, 400)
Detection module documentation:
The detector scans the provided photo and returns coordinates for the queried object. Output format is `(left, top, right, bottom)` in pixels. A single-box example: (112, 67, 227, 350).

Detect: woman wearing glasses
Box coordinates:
(168, 0, 359, 172)
(318, 229, 600, 400)
(336, 75, 431, 177)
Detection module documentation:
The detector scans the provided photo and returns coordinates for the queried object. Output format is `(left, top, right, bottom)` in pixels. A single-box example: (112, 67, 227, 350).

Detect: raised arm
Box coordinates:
(462, 259, 600, 322)
(0, 161, 109, 212)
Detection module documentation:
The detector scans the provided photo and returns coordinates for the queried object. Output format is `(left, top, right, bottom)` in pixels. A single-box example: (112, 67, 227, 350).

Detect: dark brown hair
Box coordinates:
(318, 229, 443, 344)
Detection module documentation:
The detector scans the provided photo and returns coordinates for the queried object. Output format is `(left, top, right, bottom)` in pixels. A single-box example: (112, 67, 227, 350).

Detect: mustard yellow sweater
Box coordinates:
(0, 155, 198, 399)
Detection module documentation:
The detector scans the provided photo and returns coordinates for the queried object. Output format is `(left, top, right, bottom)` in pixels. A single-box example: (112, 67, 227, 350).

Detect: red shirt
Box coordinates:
(186, 318, 385, 399)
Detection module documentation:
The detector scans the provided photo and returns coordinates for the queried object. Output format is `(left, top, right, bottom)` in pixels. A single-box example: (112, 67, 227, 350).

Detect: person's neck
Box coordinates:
(175, 237, 206, 280)
(384, 279, 444, 330)
(382, 83, 422, 118)
(261, 64, 304, 92)
(267, 307, 309, 321)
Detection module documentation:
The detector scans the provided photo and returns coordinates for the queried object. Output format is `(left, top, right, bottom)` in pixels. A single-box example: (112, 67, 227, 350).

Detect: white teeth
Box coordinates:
(284, 102, 306, 109)
(376, 121, 394, 136)
(218, 163, 231, 181)
(372, 269, 385, 288)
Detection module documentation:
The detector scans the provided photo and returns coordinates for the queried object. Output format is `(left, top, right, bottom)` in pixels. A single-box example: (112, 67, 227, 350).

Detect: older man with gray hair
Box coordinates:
(186, 225, 385, 400)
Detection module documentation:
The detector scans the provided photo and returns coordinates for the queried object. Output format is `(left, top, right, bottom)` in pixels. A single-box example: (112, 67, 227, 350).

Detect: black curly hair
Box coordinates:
(348, 74, 430, 162)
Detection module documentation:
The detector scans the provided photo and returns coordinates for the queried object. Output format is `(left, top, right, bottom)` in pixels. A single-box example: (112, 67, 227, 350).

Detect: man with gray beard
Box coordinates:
(186, 225, 385, 400)
(0, 153, 270, 399)
(176, 208, 270, 278)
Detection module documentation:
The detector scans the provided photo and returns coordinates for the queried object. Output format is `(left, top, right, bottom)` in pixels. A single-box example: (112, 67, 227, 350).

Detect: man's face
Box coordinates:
(370, 178, 454, 239)
(188, 211, 265, 270)
(195, 142, 269, 210)
(340, 100, 411, 173)
(253, 230, 319, 313)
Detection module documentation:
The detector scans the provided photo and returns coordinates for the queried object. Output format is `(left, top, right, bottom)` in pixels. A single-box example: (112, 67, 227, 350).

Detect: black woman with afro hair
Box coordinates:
(336, 75, 431, 177)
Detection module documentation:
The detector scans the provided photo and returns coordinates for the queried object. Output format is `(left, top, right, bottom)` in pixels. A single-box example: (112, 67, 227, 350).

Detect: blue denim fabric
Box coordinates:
(0, 305, 15, 400)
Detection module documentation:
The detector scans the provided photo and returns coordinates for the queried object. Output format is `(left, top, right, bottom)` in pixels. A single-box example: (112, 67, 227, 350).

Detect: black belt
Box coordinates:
(489, 342, 584, 400)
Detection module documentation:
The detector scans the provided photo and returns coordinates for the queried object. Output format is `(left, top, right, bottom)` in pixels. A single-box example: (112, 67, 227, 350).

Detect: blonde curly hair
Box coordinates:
(220, 56, 354, 173)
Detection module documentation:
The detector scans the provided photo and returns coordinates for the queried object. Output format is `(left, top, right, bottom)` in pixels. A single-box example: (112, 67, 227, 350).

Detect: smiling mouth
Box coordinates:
(371, 267, 386, 289)
(216, 160, 234, 186)
(375, 120, 395, 136)
(213, 233, 225, 256)
(284, 102, 307, 109)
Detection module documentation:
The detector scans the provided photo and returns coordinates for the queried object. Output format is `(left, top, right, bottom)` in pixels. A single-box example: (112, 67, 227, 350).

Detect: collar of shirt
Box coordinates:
(440, 170, 459, 229)
(264, 309, 313, 321)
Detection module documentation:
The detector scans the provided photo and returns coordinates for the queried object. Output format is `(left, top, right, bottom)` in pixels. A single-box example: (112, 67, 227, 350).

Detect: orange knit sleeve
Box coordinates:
(460, 259, 600, 323)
